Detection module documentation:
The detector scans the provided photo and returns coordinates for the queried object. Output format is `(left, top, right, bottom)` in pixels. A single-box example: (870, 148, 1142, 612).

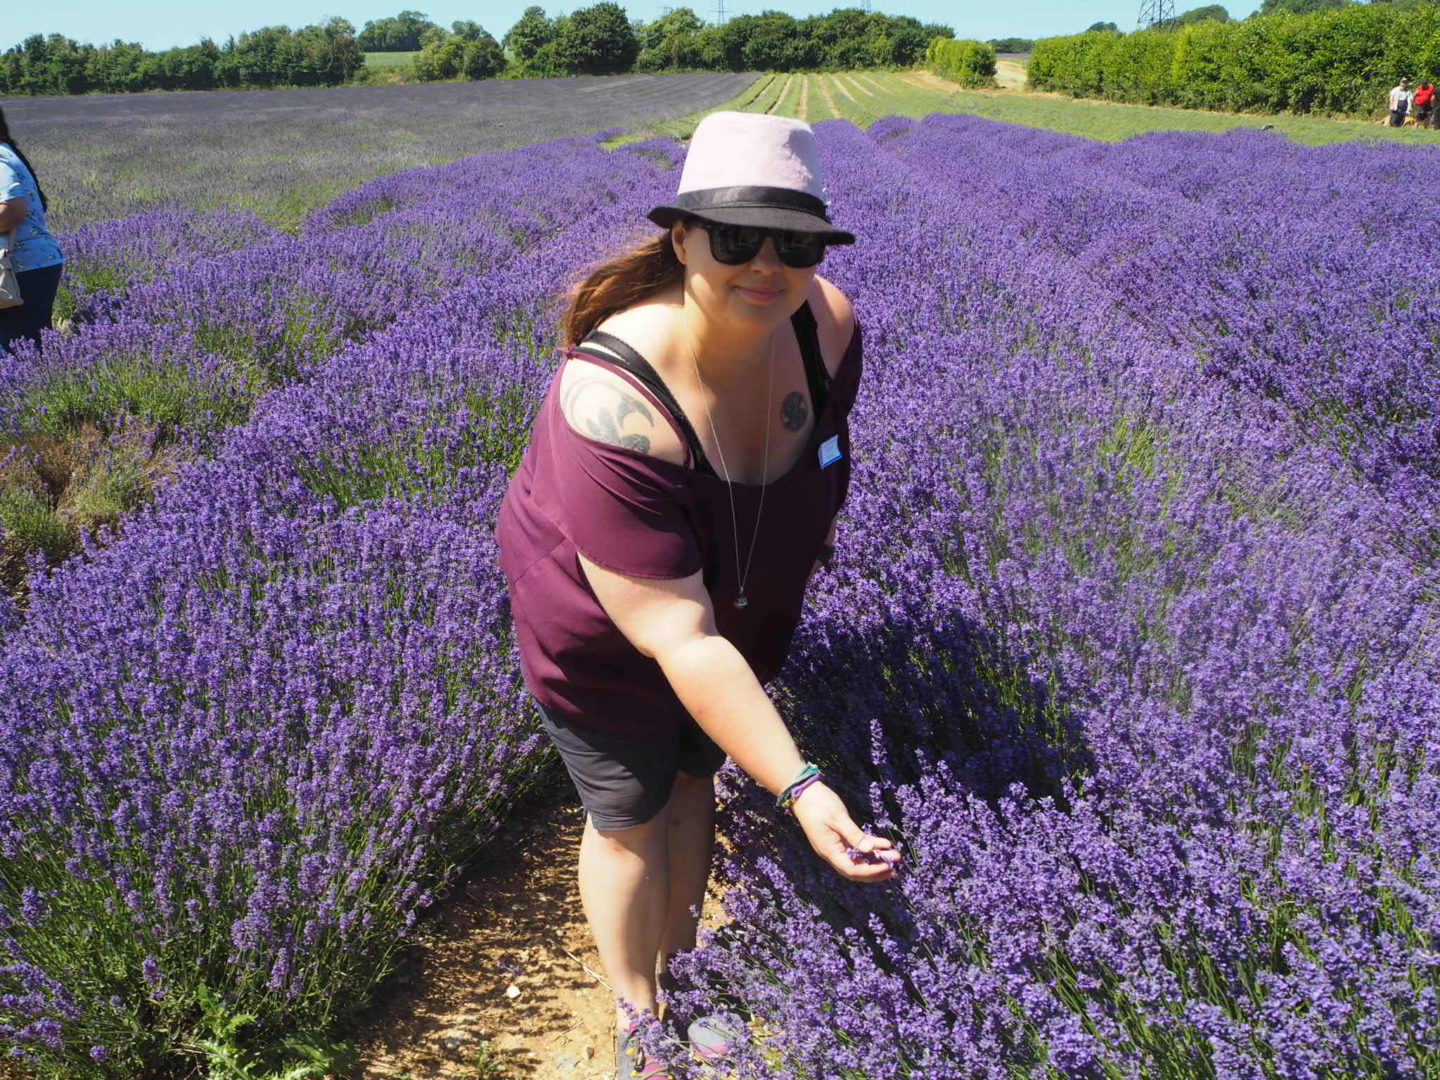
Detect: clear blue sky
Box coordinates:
(6, 1, 1262, 53)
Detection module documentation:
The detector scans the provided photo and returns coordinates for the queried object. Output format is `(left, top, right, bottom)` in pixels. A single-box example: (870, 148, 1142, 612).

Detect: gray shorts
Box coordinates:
(538, 704, 726, 830)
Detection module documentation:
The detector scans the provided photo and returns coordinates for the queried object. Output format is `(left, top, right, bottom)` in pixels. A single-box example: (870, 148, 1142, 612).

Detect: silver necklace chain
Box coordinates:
(689, 332, 774, 611)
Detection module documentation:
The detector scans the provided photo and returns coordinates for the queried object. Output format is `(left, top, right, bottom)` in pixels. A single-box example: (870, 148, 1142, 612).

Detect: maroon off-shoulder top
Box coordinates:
(496, 317, 862, 735)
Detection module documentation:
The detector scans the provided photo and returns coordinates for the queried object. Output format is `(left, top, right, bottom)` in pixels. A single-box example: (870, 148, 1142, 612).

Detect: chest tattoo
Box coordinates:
(781, 391, 809, 432)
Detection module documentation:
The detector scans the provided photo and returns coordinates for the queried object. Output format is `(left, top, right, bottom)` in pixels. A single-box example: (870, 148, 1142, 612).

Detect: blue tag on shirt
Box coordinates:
(818, 435, 842, 468)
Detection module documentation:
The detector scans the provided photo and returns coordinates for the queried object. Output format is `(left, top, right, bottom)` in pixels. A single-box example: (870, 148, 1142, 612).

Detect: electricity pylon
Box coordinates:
(1137, 0, 1175, 29)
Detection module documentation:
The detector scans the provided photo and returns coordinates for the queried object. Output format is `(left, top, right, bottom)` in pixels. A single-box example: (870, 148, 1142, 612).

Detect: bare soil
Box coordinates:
(339, 786, 725, 1080)
(995, 60, 1029, 91)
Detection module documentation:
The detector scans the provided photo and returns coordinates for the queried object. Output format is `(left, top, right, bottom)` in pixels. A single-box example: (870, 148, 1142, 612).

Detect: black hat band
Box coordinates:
(674, 186, 830, 222)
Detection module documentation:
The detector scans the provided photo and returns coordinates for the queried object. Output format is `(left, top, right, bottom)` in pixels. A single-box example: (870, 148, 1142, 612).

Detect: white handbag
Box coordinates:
(0, 231, 21, 310)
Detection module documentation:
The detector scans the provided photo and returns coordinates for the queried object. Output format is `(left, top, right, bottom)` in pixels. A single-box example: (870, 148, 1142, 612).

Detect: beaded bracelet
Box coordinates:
(776, 763, 821, 811)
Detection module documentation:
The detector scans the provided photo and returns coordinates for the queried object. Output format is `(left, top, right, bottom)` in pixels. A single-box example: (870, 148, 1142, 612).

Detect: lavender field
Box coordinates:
(2, 113, 1439, 1079)
(0, 73, 757, 230)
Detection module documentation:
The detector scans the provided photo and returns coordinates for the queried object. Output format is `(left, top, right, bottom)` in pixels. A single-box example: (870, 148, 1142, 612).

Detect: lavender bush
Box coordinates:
(0, 135, 670, 584)
(0, 136, 678, 1076)
(659, 117, 1440, 1079)
(12, 133, 646, 425)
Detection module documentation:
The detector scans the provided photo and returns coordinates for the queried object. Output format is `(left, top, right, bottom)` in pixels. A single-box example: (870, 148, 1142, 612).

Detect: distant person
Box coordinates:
(1415, 79, 1436, 128)
(1388, 78, 1411, 127)
(0, 108, 64, 356)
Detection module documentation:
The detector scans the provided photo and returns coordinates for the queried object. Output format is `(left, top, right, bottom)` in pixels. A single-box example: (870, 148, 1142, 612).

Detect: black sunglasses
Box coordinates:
(695, 221, 828, 269)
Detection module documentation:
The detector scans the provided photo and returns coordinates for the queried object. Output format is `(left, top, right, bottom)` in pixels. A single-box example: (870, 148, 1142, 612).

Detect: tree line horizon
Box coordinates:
(1031, 0, 1440, 117)
(0, 0, 1411, 98)
(0, 4, 958, 96)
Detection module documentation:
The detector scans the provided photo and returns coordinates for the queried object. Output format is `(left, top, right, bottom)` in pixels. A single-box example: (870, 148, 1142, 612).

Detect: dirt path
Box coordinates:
(994, 59, 1028, 90)
(340, 791, 611, 1079)
(900, 63, 1028, 94)
(797, 76, 810, 121)
(340, 786, 726, 1080)
(817, 75, 842, 118)
(839, 74, 876, 101)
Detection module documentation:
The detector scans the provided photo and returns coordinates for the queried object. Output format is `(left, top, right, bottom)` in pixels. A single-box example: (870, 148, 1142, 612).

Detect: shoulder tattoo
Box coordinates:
(781, 391, 809, 432)
(563, 375, 656, 453)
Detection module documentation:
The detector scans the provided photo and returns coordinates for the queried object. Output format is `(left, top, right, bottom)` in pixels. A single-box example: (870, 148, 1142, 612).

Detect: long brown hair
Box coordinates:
(562, 231, 683, 347)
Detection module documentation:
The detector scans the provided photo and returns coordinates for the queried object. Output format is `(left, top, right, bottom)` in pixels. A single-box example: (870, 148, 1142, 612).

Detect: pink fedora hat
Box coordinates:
(648, 111, 855, 244)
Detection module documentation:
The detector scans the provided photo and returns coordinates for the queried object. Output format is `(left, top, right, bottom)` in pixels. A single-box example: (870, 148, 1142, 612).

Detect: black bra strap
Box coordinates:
(574, 330, 716, 476)
(789, 302, 831, 420)
(576, 302, 830, 477)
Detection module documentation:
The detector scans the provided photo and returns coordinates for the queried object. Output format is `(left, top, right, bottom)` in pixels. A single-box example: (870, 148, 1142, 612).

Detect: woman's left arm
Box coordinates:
(0, 197, 28, 233)
(578, 554, 897, 882)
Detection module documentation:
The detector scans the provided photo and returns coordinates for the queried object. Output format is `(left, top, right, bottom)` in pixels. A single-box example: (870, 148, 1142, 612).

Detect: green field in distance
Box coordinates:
(619, 68, 1440, 148)
(364, 51, 419, 70)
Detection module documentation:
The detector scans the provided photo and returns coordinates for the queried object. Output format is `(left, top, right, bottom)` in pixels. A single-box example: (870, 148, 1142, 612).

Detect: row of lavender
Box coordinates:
(663, 118, 1440, 1078)
(3, 131, 634, 448)
(0, 136, 683, 1075)
(2, 114, 1436, 1077)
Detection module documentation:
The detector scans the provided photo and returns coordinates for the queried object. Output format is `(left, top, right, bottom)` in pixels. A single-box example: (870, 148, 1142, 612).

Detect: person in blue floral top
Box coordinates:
(0, 108, 64, 355)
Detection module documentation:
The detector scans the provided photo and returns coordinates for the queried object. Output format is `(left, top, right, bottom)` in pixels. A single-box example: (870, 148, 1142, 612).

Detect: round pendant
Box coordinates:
(733, 594, 749, 610)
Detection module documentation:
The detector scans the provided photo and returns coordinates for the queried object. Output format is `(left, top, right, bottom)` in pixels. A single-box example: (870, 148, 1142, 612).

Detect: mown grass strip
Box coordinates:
(810, 74, 840, 121)
(747, 73, 788, 115)
(609, 66, 1440, 152)
(893, 68, 1440, 146)
(775, 74, 803, 116)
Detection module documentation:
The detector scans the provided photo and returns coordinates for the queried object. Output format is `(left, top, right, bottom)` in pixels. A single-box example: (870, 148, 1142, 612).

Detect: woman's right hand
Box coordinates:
(791, 782, 899, 882)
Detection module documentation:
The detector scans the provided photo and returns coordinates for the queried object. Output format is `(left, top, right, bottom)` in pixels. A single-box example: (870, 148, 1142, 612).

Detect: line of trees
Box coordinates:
(356, 10, 437, 52)
(1029, 0, 1440, 116)
(493, 4, 953, 78)
(0, 5, 955, 95)
(987, 5, 1234, 54)
(926, 39, 997, 88)
(0, 20, 364, 95)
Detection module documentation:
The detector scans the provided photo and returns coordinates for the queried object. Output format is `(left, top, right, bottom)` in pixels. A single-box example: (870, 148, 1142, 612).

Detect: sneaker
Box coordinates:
(617, 1023, 674, 1080)
(686, 1014, 744, 1064)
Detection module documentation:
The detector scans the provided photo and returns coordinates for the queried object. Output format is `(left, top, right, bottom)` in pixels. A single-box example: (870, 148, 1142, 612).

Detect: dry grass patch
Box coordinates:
(0, 419, 183, 604)
(900, 69, 961, 93)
